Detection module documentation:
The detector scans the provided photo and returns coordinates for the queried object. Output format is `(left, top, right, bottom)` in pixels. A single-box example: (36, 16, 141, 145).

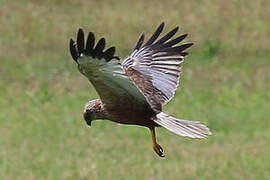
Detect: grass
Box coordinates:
(0, 0, 270, 179)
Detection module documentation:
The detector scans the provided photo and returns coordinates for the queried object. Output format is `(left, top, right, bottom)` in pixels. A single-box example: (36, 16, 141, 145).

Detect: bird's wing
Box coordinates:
(122, 22, 193, 112)
(69, 29, 151, 110)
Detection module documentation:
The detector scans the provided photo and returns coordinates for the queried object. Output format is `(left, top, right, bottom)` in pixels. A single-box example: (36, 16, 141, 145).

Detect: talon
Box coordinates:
(153, 144, 165, 158)
(150, 127, 165, 158)
(159, 145, 164, 153)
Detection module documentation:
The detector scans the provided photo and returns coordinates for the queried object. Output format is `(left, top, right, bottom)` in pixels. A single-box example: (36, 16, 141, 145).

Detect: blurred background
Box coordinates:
(0, 0, 269, 179)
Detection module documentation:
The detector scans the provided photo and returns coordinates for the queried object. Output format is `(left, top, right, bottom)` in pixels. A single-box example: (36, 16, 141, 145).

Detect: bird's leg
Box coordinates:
(150, 127, 165, 157)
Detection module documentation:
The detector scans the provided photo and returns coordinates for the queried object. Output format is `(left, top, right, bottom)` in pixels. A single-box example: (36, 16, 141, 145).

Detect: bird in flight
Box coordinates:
(69, 22, 211, 157)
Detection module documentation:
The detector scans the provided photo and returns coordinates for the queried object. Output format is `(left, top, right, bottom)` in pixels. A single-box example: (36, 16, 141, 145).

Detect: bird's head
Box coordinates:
(83, 99, 107, 126)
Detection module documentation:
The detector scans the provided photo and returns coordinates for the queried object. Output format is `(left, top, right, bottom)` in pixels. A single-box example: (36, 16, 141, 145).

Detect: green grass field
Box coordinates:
(1, 0, 270, 179)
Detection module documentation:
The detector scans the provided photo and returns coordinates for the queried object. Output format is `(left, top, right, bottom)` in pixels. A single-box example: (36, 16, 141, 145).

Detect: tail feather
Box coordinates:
(155, 112, 211, 139)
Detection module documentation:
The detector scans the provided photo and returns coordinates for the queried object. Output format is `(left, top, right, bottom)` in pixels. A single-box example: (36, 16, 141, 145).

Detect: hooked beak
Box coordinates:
(83, 111, 92, 126)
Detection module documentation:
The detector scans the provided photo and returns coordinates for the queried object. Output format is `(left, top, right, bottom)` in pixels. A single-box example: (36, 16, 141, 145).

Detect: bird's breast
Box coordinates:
(104, 104, 156, 127)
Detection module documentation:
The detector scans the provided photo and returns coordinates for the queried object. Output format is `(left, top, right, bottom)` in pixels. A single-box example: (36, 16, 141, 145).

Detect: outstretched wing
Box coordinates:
(122, 22, 193, 112)
(69, 29, 151, 111)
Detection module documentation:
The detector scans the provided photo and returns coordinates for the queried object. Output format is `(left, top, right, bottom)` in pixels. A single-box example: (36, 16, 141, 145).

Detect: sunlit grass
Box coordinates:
(0, 0, 270, 179)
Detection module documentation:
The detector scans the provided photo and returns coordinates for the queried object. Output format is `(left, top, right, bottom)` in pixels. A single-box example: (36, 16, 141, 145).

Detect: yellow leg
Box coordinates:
(150, 127, 165, 158)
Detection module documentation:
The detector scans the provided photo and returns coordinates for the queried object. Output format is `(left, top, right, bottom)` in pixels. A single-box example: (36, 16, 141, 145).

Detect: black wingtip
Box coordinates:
(160, 22, 165, 27)
(134, 32, 145, 51)
(69, 28, 119, 62)
(104, 46, 116, 61)
(129, 23, 194, 59)
(187, 43, 194, 48)
(161, 33, 189, 48)
(114, 56, 120, 60)
(170, 43, 194, 52)
(69, 38, 79, 63)
(181, 33, 188, 39)
(153, 26, 179, 46)
(86, 32, 95, 55)
(94, 38, 106, 59)
(181, 52, 189, 56)
(77, 28, 85, 54)
(144, 22, 165, 46)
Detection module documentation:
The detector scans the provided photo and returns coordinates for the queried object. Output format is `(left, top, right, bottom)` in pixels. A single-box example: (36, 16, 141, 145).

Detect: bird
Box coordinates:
(69, 22, 211, 157)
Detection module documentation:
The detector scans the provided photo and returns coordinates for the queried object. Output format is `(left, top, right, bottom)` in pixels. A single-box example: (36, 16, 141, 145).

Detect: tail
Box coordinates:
(154, 112, 212, 139)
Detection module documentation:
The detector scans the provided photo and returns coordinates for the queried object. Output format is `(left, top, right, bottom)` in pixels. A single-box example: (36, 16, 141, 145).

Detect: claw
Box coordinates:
(150, 127, 165, 158)
(153, 143, 165, 158)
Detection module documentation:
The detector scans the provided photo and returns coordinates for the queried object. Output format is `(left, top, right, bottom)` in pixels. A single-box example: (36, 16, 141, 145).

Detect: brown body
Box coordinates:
(87, 99, 158, 128)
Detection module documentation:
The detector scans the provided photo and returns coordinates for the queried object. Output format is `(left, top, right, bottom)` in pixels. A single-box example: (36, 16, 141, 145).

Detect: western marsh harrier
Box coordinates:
(69, 22, 211, 157)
